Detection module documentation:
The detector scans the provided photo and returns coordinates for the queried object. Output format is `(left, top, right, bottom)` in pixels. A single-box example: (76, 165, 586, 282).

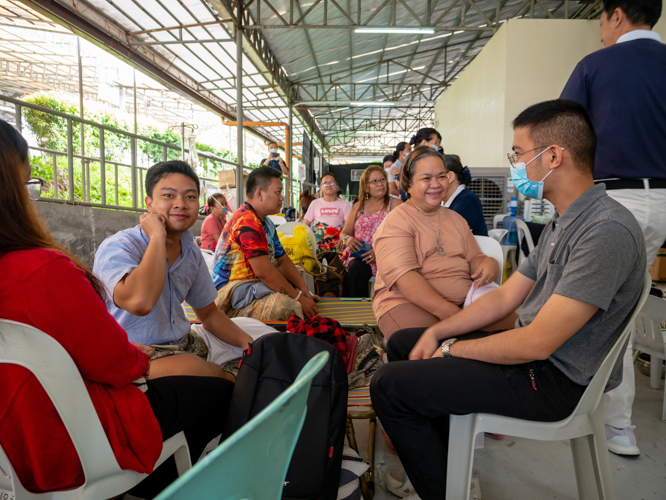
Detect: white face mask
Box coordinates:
(269, 148, 278, 154)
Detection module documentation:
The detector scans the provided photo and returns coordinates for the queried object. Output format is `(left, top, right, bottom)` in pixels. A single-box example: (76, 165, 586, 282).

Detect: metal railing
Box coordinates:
(3, 94, 238, 211)
(3, 94, 315, 213)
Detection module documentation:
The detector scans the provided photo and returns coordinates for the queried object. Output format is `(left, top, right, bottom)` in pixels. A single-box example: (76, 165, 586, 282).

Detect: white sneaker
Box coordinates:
(385, 470, 417, 498)
(605, 424, 640, 456)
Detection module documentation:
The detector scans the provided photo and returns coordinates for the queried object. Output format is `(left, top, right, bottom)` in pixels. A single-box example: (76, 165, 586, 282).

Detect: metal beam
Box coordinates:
(243, 24, 495, 31)
(208, 0, 327, 149)
(236, 19, 244, 205)
(294, 100, 435, 106)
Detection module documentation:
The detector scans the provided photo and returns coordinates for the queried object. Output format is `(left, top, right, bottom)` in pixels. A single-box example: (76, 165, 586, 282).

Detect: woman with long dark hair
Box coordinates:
(442, 154, 488, 236)
(340, 165, 401, 297)
(0, 120, 231, 497)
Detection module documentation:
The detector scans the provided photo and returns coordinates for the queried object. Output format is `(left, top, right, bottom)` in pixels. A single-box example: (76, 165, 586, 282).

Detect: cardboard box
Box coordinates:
(218, 169, 248, 189)
(649, 248, 666, 283)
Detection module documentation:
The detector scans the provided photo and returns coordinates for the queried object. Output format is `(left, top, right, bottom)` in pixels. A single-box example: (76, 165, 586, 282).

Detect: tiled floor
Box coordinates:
(354, 363, 666, 499)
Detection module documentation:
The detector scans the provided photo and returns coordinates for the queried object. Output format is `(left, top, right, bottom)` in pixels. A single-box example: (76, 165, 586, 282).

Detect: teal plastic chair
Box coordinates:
(155, 351, 330, 500)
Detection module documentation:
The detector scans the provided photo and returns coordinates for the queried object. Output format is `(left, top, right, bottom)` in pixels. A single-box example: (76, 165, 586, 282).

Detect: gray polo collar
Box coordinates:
(550, 183, 607, 230)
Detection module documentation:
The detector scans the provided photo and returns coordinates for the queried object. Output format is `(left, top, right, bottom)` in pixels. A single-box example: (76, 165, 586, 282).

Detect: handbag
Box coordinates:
(310, 251, 347, 297)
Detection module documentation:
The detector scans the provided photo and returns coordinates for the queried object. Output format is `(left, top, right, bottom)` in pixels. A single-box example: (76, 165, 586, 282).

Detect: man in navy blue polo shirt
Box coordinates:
(561, 0, 666, 457)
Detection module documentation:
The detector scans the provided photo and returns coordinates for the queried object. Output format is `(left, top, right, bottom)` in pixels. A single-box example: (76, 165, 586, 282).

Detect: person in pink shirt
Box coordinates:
(200, 193, 229, 251)
(303, 172, 351, 253)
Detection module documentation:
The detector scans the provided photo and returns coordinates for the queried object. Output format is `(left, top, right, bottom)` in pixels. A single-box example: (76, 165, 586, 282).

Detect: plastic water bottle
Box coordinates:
(503, 214, 524, 245)
(509, 197, 517, 216)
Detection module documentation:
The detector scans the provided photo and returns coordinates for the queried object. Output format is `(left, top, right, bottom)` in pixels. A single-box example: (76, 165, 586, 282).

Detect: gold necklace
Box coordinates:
(414, 204, 445, 256)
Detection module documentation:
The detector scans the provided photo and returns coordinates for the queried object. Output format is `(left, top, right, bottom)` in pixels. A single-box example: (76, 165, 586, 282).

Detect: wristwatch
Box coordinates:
(441, 338, 458, 358)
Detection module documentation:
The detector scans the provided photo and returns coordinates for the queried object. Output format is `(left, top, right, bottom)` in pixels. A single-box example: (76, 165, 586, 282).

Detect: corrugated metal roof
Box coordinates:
(4, 0, 604, 158)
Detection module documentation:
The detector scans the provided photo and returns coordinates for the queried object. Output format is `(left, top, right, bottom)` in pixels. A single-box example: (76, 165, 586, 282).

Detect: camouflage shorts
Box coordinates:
(149, 330, 209, 361)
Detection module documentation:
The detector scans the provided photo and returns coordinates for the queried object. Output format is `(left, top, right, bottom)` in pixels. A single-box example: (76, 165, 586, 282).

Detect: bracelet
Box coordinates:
(294, 290, 302, 301)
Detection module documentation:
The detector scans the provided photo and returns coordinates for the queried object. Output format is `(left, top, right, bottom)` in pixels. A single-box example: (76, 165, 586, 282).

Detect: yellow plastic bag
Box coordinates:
(279, 225, 316, 272)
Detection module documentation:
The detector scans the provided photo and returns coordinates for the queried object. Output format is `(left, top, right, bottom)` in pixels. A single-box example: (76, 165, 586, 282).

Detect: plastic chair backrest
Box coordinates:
(0, 320, 124, 492)
(569, 272, 652, 418)
(514, 219, 535, 265)
(474, 236, 504, 285)
(154, 351, 330, 500)
(493, 214, 509, 229)
(632, 295, 666, 355)
(278, 222, 317, 258)
(487, 229, 508, 244)
(267, 215, 287, 227)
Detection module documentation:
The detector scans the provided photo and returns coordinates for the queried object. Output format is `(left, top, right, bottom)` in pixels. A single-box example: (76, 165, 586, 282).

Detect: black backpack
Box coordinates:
(224, 332, 348, 500)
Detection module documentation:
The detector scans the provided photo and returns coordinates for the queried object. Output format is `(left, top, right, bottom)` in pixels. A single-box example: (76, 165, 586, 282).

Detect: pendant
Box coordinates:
(438, 246, 445, 257)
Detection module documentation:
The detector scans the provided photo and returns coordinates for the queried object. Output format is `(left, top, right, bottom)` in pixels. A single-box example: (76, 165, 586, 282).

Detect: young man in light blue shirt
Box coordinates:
(94, 161, 271, 380)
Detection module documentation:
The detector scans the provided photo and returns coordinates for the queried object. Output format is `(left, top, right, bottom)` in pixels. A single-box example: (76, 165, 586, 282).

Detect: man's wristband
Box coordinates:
(294, 290, 302, 301)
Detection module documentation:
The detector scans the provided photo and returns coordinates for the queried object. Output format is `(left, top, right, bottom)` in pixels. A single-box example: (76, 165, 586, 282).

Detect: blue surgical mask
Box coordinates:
(510, 148, 553, 200)
(430, 143, 439, 152)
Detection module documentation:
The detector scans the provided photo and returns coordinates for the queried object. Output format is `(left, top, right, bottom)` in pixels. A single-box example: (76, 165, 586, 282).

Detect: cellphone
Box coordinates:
(272, 152, 279, 158)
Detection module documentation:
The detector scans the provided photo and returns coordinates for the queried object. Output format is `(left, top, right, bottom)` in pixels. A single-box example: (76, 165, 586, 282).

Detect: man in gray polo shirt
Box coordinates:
(370, 99, 646, 500)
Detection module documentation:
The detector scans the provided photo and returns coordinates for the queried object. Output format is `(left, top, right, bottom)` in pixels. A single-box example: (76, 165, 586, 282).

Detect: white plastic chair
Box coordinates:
(487, 228, 508, 243)
(474, 235, 504, 285)
(493, 213, 510, 229)
(0, 320, 192, 500)
(267, 215, 287, 227)
(632, 295, 666, 421)
(445, 272, 652, 500)
(515, 219, 535, 266)
(200, 248, 215, 277)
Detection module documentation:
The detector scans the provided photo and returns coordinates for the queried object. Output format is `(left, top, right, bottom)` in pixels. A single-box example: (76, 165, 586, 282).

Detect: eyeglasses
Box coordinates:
(368, 178, 387, 186)
(26, 178, 44, 200)
(507, 145, 549, 167)
(321, 181, 337, 187)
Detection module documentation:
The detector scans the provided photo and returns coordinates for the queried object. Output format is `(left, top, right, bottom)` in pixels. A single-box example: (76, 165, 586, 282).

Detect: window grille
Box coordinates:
(468, 172, 508, 227)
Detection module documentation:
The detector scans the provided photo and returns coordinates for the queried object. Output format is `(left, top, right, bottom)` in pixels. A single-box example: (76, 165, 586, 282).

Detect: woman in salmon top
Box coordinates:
(0, 120, 232, 497)
(200, 193, 230, 251)
(373, 147, 513, 338)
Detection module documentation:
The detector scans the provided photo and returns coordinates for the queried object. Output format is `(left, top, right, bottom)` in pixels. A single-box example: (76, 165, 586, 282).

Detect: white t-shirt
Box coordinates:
(304, 198, 351, 227)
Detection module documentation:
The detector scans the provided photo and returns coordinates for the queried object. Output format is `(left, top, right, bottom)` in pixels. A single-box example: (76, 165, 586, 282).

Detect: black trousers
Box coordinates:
(128, 376, 234, 499)
(344, 258, 373, 298)
(370, 328, 586, 500)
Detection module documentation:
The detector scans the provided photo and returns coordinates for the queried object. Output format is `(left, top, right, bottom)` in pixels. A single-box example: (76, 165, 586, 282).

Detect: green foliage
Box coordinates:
(21, 92, 249, 206)
(23, 94, 79, 150)
(138, 126, 182, 164)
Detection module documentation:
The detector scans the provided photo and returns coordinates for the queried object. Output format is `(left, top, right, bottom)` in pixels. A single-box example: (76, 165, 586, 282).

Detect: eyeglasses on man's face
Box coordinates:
(26, 178, 44, 200)
(368, 178, 387, 186)
(506, 145, 549, 168)
(321, 181, 337, 187)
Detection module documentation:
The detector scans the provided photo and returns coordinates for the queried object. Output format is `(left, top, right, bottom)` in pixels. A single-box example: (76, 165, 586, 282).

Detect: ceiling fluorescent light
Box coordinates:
(350, 101, 395, 107)
(355, 27, 435, 35)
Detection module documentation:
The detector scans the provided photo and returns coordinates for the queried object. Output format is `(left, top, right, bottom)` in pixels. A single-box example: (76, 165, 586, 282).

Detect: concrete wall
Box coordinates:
(435, 19, 603, 169)
(36, 201, 204, 267)
(435, 23, 508, 169)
